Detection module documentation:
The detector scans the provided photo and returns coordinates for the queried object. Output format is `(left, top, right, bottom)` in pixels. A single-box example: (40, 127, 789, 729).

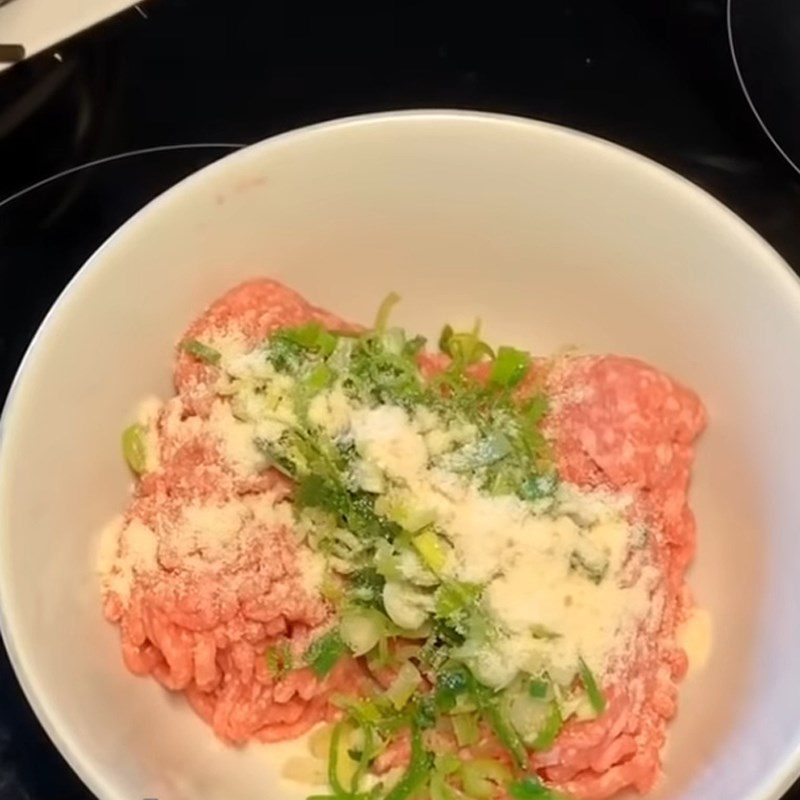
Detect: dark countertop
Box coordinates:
(1, 1, 799, 798)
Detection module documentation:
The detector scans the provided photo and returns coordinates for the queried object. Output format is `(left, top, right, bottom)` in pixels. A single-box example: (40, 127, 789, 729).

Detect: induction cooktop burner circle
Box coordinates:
(0, 142, 245, 211)
(728, 0, 800, 176)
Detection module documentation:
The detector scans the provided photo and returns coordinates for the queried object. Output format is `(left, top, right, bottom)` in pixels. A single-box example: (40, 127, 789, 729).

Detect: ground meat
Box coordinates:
(102, 281, 705, 797)
(531, 355, 706, 798)
(103, 279, 365, 744)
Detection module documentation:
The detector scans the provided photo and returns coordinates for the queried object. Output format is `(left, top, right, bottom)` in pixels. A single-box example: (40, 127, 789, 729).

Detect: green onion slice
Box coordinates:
(306, 630, 347, 677)
(489, 345, 531, 389)
(374, 291, 401, 333)
(121, 423, 147, 474)
(181, 339, 221, 365)
(578, 657, 607, 715)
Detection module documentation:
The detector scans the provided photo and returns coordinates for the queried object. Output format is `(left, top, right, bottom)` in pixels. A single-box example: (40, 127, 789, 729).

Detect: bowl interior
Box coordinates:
(2, 112, 800, 800)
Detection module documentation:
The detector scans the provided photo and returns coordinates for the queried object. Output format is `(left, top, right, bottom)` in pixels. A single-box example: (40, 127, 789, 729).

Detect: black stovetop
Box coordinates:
(1, 1, 799, 798)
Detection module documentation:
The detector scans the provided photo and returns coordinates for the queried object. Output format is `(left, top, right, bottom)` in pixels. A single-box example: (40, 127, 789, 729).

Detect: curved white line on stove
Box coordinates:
(0, 142, 246, 210)
(727, 0, 800, 177)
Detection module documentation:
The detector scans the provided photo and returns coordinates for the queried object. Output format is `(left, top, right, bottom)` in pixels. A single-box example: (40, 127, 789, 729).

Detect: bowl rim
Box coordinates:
(2, 108, 800, 800)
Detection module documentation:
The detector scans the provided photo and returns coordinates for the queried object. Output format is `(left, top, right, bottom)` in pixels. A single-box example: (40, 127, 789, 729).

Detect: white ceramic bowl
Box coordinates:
(2, 111, 800, 800)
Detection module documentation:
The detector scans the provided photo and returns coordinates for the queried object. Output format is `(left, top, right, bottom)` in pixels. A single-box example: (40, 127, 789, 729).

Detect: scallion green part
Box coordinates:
(374, 291, 401, 333)
(489, 345, 531, 389)
(508, 775, 563, 799)
(303, 363, 335, 393)
(451, 712, 480, 747)
(351, 723, 374, 793)
(483, 699, 529, 769)
(529, 679, 549, 699)
(435, 581, 481, 621)
(306, 630, 347, 677)
(531, 702, 563, 751)
(439, 320, 494, 369)
(181, 338, 222, 365)
(578, 657, 606, 715)
(327, 722, 348, 796)
(383, 722, 431, 800)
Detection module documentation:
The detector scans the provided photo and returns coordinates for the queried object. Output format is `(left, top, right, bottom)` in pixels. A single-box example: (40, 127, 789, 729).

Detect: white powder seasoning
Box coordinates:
(326, 394, 656, 688)
(350, 405, 429, 485)
(103, 338, 658, 696)
(170, 502, 250, 564)
(96, 515, 159, 602)
(207, 330, 249, 368)
(206, 400, 266, 475)
(408, 472, 654, 685)
(308, 388, 354, 438)
(297, 546, 326, 596)
(99, 489, 305, 603)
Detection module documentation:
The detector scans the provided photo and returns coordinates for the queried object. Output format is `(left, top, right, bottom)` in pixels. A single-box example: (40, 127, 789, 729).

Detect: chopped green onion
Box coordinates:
(435, 752, 461, 776)
(489, 345, 531, 389)
(461, 759, 512, 799)
(320, 572, 344, 604)
(382, 580, 432, 631)
(121, 423, 147, 474)
(275, 322, 337, 355)
(295, 475, 349, 514)
(306, 630, 347, 677)
(374, 635, 391, 670)
(521, 394, 549, 424)
(430, 774, 460, 800)
(331, 694, 386, 726)
(531, 702, 563, 751)
(451, 712, 480, 747)
(326, 722, 347, 795)
(377, 498, 436, 533)
(351, 723, 374, 793)
(181, 338, 222, 365)
(414, 694, 438, 731)
(379, 327, 406, 356)
(384, 722, 431, 800)
(374, 544, 404, 582)
(374, 291, 401, 333)
(326, 721, 359, 796)
(339, 608, 387, 656)
(529, 679, 549, 699)
(403, 334, 427, 358)
(434, 663, 470, 712)
(349, 567, 386, 608)
(439, 321, 494, 368)
(303, 363, 335, 393)
(481, 698, 529, 769)
(384, 662, 422, 710)
(578, 657, 606, 715)
(411, 528, 447, 574)
(508, 775, 562, 799)
(435, 581, 481, 620)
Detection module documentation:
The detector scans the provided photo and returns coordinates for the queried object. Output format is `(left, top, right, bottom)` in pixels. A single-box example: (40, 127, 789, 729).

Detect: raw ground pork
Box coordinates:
(101, 279, 705, 797)
(532, 356, 705, 798)
(102, 280, 366, 744)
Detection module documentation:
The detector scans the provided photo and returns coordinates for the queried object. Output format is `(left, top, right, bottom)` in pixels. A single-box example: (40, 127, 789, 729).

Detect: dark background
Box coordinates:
(1, 1, 799, 798)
